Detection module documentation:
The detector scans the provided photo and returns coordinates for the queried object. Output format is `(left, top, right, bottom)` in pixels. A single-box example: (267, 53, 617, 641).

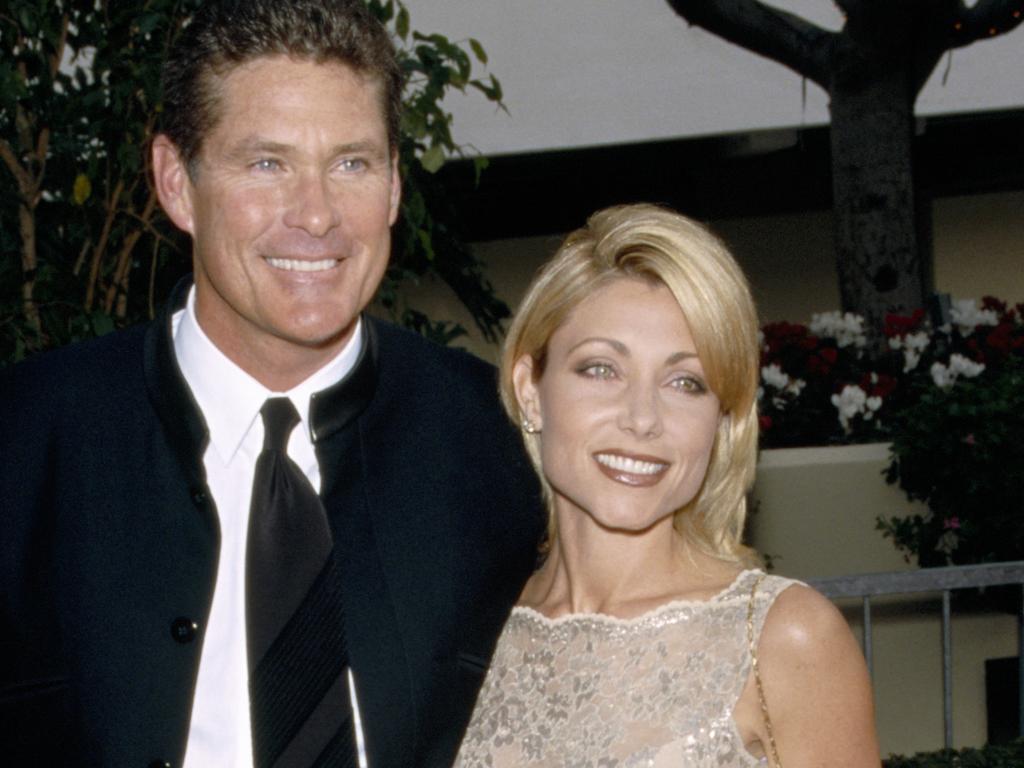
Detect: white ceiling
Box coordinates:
(403, 0, 1024, 156)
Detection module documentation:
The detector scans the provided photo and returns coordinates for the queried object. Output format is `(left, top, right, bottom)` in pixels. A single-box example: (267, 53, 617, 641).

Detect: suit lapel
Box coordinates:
(313, 320, 419, 766)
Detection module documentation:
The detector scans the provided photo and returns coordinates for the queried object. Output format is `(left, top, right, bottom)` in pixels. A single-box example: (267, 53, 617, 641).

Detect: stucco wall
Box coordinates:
(404, 189, 1024, 363)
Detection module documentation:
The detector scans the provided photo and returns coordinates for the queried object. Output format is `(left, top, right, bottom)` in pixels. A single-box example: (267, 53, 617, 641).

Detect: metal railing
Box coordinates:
(808, 561, 1024, 749)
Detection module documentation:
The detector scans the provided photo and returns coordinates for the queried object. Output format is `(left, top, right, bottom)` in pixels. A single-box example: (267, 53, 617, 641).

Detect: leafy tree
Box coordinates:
(1, 0, 506, 362)
(664, 0, 1024, 332)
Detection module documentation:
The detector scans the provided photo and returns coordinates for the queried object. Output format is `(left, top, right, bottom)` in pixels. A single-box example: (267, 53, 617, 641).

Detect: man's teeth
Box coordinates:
(265, 257, 337, 272)
(596, 454, 667, 475)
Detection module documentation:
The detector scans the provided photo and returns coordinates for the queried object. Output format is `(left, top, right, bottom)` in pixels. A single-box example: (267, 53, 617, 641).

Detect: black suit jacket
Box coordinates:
(0, 283, 544, 767)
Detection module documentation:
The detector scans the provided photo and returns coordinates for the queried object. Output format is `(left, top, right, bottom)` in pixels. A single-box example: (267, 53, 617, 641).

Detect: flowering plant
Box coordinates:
(757, 297, 1024, 449)
(757, 296, 1024, 566)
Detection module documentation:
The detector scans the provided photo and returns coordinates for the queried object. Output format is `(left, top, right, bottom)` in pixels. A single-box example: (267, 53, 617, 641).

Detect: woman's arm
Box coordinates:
(748, 584, 881, 767)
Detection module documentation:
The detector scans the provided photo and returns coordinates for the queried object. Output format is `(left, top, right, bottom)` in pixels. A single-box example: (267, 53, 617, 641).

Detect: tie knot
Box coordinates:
(260, 397, 300, 452)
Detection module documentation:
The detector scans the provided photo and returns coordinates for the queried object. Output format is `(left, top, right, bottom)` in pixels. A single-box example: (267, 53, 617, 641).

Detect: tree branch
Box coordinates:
(664, 0, 836, 88)
(0, 137, 31, 197)
(909, 0, 1023, 95)
(49, 13, 70, 79)
(953, 0, 1024, 46)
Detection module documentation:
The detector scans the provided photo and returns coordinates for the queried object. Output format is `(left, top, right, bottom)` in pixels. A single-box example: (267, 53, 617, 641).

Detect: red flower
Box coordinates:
(885, 309, 926, 338)
(860, 372, 897, 399)
(762, 321, 810, 356)
(759, 415, 773, 431)
(981, 296, 1008, 318)
(806, 354, 831, 376)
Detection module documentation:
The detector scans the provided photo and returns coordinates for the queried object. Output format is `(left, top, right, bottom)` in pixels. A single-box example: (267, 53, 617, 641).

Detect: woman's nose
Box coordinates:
(616, 382, 663, 439)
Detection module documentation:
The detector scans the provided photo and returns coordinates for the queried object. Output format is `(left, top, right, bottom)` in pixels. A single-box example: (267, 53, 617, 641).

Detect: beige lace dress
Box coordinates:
(454, 569, 798, 768)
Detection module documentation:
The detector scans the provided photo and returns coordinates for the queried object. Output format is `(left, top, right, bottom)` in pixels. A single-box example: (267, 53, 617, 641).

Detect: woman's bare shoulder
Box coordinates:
(755, 582, 882, 767)
(761, 582, 851, 654)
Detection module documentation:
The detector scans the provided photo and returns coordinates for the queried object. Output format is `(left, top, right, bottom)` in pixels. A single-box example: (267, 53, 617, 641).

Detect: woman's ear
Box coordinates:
(151, 134, 196, 235)
(512, 354, 543, 431)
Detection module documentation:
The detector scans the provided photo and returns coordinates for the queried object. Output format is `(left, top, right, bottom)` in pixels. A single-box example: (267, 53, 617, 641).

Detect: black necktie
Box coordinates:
(246, 397, 356, 768)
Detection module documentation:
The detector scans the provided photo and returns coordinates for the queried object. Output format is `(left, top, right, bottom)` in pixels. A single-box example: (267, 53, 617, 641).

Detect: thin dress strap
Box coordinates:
(747, 572, 783, 768)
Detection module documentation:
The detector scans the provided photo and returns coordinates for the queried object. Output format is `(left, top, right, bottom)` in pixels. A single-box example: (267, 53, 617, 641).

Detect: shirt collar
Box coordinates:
(172, 286, 363, 463)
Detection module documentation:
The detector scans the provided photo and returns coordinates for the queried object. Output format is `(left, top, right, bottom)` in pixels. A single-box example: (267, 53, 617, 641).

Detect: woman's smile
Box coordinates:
(593, 451, 670, 487)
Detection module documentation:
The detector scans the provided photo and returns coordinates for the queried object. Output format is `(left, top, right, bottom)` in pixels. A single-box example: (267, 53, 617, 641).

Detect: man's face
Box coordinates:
(157, 56, 400, 382)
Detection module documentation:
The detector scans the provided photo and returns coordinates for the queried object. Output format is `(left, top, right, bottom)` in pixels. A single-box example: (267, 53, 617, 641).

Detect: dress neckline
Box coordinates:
(512, 568, 761, 628)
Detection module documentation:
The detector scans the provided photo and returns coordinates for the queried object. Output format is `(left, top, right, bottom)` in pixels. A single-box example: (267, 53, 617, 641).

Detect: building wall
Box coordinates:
(405, 189, 1024, 363)
(751, 444, 1018, 757)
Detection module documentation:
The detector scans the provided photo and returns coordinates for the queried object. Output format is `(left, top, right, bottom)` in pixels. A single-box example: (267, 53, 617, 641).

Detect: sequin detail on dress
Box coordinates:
(454, 570, 798, 768)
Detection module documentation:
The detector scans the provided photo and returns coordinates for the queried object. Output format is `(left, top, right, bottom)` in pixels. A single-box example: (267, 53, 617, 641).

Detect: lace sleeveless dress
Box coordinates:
(454, 569, 798, 768)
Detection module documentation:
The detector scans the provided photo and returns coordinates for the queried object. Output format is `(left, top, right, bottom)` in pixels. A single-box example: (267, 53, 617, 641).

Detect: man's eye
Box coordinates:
(252, 158, 280, 172)
(339, 158, 366, 172)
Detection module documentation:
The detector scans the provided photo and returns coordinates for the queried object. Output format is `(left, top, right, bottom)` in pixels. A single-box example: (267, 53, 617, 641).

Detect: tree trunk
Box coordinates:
(829, 65, 924, 332)
(18, 199, 42, 342)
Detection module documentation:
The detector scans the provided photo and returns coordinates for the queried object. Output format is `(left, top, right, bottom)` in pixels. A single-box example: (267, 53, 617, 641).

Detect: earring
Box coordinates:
(522, 418, 540, 434)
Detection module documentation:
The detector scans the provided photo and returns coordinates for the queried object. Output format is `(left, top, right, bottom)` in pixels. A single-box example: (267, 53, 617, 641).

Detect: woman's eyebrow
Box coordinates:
(567, 337, 628, 356)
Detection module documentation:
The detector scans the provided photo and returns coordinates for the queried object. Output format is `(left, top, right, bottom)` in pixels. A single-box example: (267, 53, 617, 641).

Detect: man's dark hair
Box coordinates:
(160, 0, 403, 175)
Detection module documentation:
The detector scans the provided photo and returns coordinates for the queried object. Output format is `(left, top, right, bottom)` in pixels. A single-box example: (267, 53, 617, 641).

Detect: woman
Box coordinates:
(455, 204, 879, 767)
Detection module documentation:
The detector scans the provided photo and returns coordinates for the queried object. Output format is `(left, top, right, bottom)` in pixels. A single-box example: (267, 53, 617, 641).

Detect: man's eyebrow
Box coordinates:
(329, 140, 388, 157)
(224, 137, 389, 161)
(224, 138, 292, 160)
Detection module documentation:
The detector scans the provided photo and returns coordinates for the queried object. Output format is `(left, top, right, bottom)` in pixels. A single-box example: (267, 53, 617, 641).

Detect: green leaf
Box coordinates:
(419, 144, 446, 173)
(72, 173, 92, 205)
(91, 312, 115, 337)
(469, 74, 503, 103)
(417, 228, 435, 261)
(472, 156, 489, 185)
(468, 38, 487, 65)
(396, 7, 409, 40)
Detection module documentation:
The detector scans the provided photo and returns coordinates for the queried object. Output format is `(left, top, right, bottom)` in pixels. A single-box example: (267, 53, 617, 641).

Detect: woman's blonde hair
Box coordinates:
(500, 203, 761, 563)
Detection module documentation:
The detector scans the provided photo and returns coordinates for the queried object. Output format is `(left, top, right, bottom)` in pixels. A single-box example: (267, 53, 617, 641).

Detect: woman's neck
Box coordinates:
(520, 514, 741, 619)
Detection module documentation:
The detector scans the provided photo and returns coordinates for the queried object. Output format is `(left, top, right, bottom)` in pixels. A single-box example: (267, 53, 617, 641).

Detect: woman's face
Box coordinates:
(514, 277, 722, 535)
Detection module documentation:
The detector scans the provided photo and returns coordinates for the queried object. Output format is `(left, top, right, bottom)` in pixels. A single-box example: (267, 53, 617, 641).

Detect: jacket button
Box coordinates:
(170, 617, 198, 644)
(149, 761, 171, 768)
(190, 488, 207, 505)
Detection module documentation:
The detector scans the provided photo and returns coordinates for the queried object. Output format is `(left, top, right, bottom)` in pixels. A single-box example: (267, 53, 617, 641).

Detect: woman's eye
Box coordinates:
(670, 375, 705, 394)
(579, 363, 616, 380)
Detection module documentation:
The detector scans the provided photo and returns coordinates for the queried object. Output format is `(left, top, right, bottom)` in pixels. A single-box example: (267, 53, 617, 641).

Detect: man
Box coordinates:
(0, 1, 543, 766)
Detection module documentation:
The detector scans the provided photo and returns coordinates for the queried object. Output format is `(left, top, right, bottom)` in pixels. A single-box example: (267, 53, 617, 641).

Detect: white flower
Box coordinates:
(931, 361, 954, 390)
(761, 364, 790, 390)
(888, 330, 930, 372)
(906, 332, 930, 352)
(831, 384, 868, 432)
(761, 364, 805, 409)
(930, 354, 985, 390)
(948, 353, 985, 379)
(950, 299, 998, 335)
(810, 311, 867, 348)
(903, 348, 921, 373)
(864, 396, 883, 421)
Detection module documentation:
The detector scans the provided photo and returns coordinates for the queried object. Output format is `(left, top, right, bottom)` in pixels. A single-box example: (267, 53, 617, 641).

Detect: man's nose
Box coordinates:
(616, 382, 663, 439)
(284, 173, 341, 236)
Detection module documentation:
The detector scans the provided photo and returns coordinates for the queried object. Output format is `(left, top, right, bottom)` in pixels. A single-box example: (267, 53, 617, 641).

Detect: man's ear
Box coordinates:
(387, 152, 401, 226)
(151, 134, 196, 235)
(512, 354, 543, 430)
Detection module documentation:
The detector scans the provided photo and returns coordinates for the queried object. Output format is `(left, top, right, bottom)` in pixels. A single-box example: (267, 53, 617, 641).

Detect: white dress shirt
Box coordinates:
(173, 288, 367, 768)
